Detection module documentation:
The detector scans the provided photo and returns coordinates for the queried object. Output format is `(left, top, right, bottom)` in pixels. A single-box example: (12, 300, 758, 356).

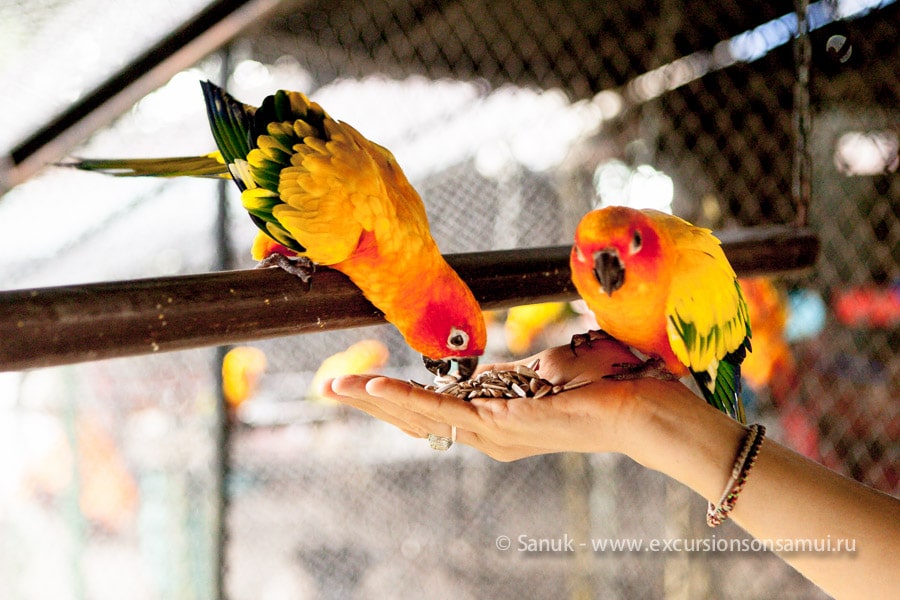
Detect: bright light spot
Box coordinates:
(311, 77, 599, 178)
(593, 90, 623, 120)
(836, 0, 892, 18)
(475, 141, 515, 179)
(0, 373, 20, 408)
(233, 60, 272, 90)
(728, 13, 795, 63)
(626, 53, 712, 102)
(834, 131, 900, 175)
(631, 165, 675, 211)
(593, 160, 674, 212)
(132, 68, 208, 132)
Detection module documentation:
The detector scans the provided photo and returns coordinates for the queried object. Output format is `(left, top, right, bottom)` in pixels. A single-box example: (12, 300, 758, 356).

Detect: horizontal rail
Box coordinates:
(0, 225, 818, 371)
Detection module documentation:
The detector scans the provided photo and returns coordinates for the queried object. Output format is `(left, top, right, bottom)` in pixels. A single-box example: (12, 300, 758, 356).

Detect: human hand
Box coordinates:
(321, 336, 700, 461)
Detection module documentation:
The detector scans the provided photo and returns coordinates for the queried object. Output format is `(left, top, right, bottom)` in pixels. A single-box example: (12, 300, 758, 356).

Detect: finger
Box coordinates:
(363, 377, 485, 432)
(325, 376, 432, 437)
(330, 376, 461, 439)
(323, 373, 378, 397)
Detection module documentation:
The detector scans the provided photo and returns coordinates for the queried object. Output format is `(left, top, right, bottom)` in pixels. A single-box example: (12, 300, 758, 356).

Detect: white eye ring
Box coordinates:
(447, 327, 469, 351)
(574, 244, 587, 263)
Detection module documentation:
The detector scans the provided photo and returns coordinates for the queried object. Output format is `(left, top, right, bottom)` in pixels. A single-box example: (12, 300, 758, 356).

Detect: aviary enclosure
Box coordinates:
(0, 1, 897, 598)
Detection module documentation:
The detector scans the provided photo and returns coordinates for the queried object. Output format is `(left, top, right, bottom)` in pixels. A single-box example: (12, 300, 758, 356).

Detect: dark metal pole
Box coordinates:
(211, 48, 235, 600)
(0, 226, 819, 372)
(211, 157, 234, 599)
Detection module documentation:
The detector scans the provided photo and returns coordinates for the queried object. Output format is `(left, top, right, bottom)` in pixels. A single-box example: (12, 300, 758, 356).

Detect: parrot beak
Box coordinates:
(455, 356, 479, 380)
(422, 355, 479, 381)
(593, 248, 625, 296)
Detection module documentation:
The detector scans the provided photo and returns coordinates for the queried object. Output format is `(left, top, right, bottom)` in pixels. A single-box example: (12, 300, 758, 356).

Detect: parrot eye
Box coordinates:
(630, 230, 643, 254)
(447, 327, 470, 351)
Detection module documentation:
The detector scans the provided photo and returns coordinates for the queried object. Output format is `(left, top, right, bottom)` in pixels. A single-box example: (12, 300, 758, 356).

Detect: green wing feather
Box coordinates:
(662, 217, 753, 423)
(667, 281, 751, 423)
(199, 81, 334, 254)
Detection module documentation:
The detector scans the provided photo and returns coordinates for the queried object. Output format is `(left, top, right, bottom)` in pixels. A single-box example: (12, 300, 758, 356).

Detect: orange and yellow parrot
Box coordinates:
(738, 277, 796, 400)
(308, 339, 390, 403)
(69, 81, 486, 378)
(570, 206, 752, 423)
(503, 301, 570, 356)
(222, 345, 268, 415)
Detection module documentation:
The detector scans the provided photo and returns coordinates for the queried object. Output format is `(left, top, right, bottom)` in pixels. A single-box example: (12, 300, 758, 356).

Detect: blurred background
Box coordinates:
(1, 0, 897, 598)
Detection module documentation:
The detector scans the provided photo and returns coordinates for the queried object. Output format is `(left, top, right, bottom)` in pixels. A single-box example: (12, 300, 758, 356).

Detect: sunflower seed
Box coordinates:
(563, 380, 591, 392)
(435, 382, 459, 394)
(515, 365, 539, 379)
(533, 385, 552, 399)
(414, 360, 589, 403)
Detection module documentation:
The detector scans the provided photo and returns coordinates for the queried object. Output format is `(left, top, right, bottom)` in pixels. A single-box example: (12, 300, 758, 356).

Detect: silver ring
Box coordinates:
(427, 433, 453, 451)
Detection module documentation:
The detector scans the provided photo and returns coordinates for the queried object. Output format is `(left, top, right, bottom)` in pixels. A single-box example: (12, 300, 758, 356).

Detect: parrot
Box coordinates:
(68, 81, 486, 379)
(503, 301, 571, 356)
(738, 277, 796, 400)
(222, 345, 268, 416)
(569, 206, 752, 423)
(308, 339, 390, 403)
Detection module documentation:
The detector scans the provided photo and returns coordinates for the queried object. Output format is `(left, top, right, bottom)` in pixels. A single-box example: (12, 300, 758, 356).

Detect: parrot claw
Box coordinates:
(604, 357, 678, 382)
(569, 329, 613, 355)
(257, 254, 316, 287)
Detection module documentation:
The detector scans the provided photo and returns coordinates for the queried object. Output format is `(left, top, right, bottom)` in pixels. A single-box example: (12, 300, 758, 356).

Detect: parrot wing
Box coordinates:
(664, 228, 752, 423)
(201, 82, 419, 266)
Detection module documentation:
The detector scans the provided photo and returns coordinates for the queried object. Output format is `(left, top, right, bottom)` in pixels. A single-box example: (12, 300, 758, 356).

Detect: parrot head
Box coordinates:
(571, 206, 666, 297)
(406, 270, 486, 381)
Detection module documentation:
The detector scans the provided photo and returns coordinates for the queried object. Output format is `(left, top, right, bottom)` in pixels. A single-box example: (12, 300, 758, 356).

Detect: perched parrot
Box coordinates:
(69, 81, 486, 378)
(569, 206, 752, 423)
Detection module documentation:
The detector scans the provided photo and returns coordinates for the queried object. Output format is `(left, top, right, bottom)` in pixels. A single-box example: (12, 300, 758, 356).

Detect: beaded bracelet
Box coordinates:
(707, 423, 766, 528)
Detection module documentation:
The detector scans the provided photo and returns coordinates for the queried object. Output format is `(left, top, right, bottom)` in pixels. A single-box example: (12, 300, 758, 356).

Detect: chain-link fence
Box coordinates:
(1, 0, 898, 598)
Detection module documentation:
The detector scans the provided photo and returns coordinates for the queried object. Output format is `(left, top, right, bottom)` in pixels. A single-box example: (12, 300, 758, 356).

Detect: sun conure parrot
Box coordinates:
(569, 206, 751, 423)
(69, 81, 486, 378)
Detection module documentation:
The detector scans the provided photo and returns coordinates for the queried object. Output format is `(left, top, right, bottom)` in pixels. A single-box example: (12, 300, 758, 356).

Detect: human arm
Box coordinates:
(322, 339, 900, 600)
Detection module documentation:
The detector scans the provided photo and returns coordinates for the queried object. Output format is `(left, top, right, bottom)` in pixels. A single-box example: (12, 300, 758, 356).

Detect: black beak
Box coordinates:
(593, 248, 625, 296)
(455, 356, 479, 380)
(422, 355, 480, 381)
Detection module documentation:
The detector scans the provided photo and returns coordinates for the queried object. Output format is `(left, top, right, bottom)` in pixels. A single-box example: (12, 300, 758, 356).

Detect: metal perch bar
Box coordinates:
(0, 225, 818, 371)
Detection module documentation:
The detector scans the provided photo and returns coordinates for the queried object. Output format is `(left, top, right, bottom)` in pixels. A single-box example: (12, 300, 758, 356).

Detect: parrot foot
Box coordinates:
(257, 254, 316, 285)
(604, 357, 678, 382)
(569, 329, 613, 355)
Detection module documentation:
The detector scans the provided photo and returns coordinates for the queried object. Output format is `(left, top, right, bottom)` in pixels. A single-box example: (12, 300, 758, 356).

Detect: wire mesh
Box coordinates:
(1, 0, 898, 599)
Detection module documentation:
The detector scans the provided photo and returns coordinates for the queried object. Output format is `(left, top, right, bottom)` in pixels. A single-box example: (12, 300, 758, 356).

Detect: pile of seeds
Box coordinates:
(413, 358, 590, 400)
